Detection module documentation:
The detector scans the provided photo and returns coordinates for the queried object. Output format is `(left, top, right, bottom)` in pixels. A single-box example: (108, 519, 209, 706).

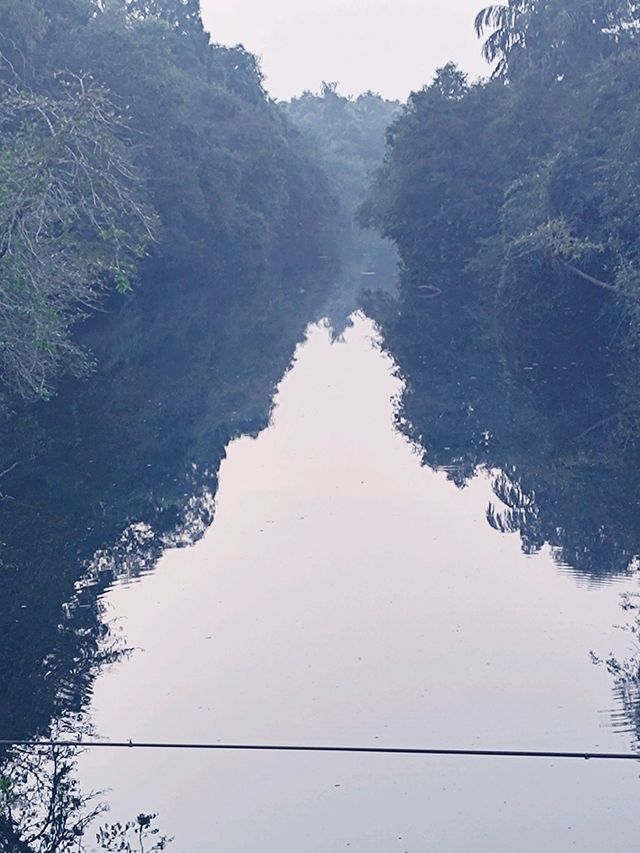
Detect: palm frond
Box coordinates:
(481, 27, 513, 62)
(475, 5, 511, 37)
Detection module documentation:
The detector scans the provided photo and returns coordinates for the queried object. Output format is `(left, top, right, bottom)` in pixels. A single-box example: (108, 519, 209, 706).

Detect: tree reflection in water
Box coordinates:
(366, 281, 640, 738)
(0, 242, 341, 849)
(0, 744, 172, 852)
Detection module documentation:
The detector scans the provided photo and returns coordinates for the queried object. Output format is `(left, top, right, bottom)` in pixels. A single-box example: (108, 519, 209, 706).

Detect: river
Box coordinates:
(72, 314, 640, 852)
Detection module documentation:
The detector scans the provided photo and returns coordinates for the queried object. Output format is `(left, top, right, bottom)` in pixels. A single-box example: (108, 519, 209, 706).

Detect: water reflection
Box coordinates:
(3, 256, 640, 847)
(368, 288, 640, 580)
(367, 280, 640, 753)
(75, 318, 637, 851)
(0, 742, 173, 852)
(0, 261, 339, 847)
(0, 256, 334, 746)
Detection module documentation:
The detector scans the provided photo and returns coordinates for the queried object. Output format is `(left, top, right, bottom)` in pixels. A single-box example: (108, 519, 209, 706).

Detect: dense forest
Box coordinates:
(0, 0, 339, 414)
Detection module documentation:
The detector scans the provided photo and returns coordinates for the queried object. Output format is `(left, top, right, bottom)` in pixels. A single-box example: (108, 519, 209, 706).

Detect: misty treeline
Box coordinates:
(282, 84, 400, 330)
(364, 0, 640, 577)
(287, 83, 398, 225)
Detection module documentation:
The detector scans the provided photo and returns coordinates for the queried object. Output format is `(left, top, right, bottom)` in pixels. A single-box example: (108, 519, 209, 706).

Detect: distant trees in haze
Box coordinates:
(286, 83, 399, 218)
(285, 83, 400, 309)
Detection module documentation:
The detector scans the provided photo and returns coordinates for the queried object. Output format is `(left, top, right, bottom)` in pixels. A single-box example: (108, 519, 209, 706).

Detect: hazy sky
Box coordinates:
(201, 0, 490, 101)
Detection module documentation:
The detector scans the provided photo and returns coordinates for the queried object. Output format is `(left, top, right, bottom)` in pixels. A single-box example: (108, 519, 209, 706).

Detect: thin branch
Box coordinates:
(0, 459, 19, 479)
(559, 258, 634, 298)
(573, 406, 637, 444)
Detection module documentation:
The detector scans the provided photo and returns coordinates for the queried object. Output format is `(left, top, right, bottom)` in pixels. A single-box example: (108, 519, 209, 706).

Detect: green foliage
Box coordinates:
(365, 64, 518, 293)
(366, 12, 640, 358)
(0, 745, 102, 852)
(0, 74, 157, 403)
(0, 0, 338, 411)
(125, 0, 203, 35)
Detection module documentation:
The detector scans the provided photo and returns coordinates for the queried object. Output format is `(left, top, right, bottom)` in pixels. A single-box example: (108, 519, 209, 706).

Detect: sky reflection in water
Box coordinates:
(78, 316, 640, 852)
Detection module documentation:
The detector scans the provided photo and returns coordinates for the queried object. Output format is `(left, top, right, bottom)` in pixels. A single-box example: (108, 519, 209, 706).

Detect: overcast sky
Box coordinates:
(200, 0, 490, 102)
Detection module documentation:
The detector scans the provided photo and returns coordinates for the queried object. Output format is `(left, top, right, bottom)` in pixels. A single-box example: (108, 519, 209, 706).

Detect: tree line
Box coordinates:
(0, 0, 339, 414)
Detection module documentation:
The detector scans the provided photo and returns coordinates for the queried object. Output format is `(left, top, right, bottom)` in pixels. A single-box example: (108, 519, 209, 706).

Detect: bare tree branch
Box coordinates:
(0, 74, 158, 403)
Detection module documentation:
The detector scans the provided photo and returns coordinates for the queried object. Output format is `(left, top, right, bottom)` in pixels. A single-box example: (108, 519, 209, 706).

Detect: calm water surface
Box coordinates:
(79, 315, 640, 851)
